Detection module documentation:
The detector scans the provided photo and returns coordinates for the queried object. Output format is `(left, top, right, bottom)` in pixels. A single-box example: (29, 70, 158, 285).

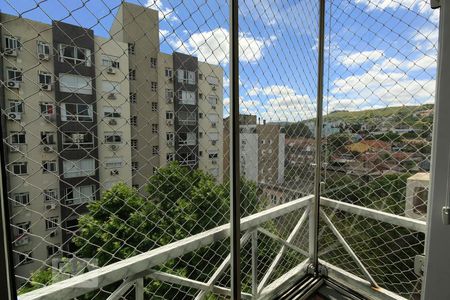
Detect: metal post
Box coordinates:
(251, 230, 257, 297)
(230, 0, 241, 298)
(135, 278, 144, 300)
(310, 0, 326, 272)
(423, 1, 450, 299)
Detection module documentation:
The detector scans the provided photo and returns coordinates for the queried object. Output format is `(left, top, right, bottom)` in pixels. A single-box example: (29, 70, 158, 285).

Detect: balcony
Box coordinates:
(17, 195, 425, 299)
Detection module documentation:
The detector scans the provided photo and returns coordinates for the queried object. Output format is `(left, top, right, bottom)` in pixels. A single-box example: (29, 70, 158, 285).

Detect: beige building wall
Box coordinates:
(1, 14, 60, 280)
(94, 37, 132, 190)
(110, 3, 160, 192)
(198, 62, 223, 183)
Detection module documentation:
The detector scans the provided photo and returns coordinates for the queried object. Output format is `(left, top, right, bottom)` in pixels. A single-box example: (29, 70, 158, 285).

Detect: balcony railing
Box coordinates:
(18, 194, 425, 300)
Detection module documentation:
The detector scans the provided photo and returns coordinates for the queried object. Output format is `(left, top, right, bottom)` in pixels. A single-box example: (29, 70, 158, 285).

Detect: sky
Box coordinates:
(0, 0, 439, 123)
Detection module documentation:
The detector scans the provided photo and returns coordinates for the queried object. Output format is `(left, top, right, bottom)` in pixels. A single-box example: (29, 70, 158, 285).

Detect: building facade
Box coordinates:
(1, 2, 223, 281)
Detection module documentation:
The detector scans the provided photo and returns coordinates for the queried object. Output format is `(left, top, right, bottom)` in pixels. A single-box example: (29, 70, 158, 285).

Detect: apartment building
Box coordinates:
(0, 14, 131, 281)
(110, 2, 224, 187)
(1, 2, 223, 281)
(223, 115, 285, 186)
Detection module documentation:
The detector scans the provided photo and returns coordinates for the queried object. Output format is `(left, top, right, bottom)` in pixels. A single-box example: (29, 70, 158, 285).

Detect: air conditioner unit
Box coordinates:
(166, 119, 173, 126)
(167, 140, 174, 147)
(7, 81, 19, 89)
(14, 236, 30, 246)
(108, 119, 118, 125)
(110, 144, 119, 151)
(107, 67, 116, 74)
(43, 145, 55, 153)
(41, 83, 52, 91)
(212, 86, 217, 91)
(50, 230, 57, 237)
(110, 169, 119, 176)
(167, 98, 173, 104)
(8, 112, 22, 120)
(45, 203, 56, 210)
(4, 48, 17, 57)
(211, 140, 217, 146)
(108, 93, 117, 100)
(38, 53, 49, 60)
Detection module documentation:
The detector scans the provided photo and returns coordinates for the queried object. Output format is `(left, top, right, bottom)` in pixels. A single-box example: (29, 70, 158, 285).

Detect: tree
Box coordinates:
(284, 122, 313, 138)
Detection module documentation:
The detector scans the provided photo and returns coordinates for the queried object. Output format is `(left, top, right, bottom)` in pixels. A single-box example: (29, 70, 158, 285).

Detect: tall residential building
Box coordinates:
(223, 115, 285, 186)
(0, 14, 132, 280)
(110, 2, 223, 188)
(1, 2, 223, 281)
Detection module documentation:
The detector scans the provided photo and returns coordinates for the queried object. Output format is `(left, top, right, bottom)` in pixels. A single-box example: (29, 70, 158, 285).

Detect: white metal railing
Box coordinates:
(18, 194, 425, 300)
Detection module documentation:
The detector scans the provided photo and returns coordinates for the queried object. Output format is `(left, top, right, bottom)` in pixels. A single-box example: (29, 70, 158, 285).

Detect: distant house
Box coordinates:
(345, 140, 391, 154)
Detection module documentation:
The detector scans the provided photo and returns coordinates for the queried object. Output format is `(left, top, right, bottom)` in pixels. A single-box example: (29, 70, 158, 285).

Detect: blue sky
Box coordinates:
(0, 0, 439, 122)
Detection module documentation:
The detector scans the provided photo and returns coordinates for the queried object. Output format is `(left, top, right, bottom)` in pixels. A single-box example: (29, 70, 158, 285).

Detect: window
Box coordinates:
(199, 112, 203, 119)
(43, 189, 58, 202)
(208, 113, 219, 128)
(13, 192, 29, 206)
(166, 89, 174, 101)
(167, 132, 174, 142)
(208, 151, 219, 159)
(40, 102, 55, 117)
(153, 166, 158, 173)
(62, 132, 94, 149)
(47, 245, 59, 257)
(165, 68, 173, 78)
(130, 92, 137, 103)
(58, 44, 91, 66)
(152, 146, 159, 155)
(37, 41, 50, 56)
(131, 162, 138, 173)
(104, 132, 123, 144)
(199, 93, 203, 99)
(14, 222, 30, 238)
(179, 132, 196, 146)
(166, 111, 174, 120)
(180, 153, 197, 166)
(129, 69, 136, 80)
(199, 132, 203, 138)
(152, 124, 158, 133)
(199, 73, 203, 80)
(45, 217, 58, 230)
(199, 151, 203, 157)
(8, 100, 24, 113)
(167, 153, 175, 162)
(177, 69, 196, 85)
(61, 103, 93, 122)
(150, 57, 157, 68)
(178, 111, 196, 126)
(66, 185, 96, 205)
(65, 218, 79, 230)
(131, 139, 138, 150)
(63, 158, 95, 178)
(101, 54, 120, 68)
(105, 157, 123, 169)
(11, 162, 27, 175)
(128, 43, 135, 55)
(104, 107, 121, 118)
(130, 116, 137, 126)
(208, 95, 218, 106)
(151, 102, 158, 112)
(178, 90, 196, 105)
(10, 132, 26, 144)
(42, 160, 57, 173)
(132, 184, 139, 190)
(7, 68, 22, 82)
(17, 252, 33, 266)
(5, 35, 21, 51)
(151, 81, 157, 92)
(59, 73, 92, 94)
(39, 71, 52, 85)
(102, 80, 120, 95)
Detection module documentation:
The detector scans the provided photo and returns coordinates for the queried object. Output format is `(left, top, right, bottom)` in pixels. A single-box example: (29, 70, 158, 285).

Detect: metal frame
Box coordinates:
(422, 1, 450, 299)
(229, 0, 241, 298)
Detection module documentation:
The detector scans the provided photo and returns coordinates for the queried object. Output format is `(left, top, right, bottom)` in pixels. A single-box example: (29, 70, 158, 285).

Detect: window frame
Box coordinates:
(11, 162, 27, 175)
(65, 185, 96, 205)
(61, 103, 94, 122)
(62, 158, 95, 178)
(58, 44, 91, 66)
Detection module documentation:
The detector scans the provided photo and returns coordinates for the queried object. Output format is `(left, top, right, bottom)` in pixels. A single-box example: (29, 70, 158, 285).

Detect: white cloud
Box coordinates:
(339, 50, 384, 67)
(146, 0, 179, 22)
(247, 85, 296, 97)
(168, 28, 273, 65)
